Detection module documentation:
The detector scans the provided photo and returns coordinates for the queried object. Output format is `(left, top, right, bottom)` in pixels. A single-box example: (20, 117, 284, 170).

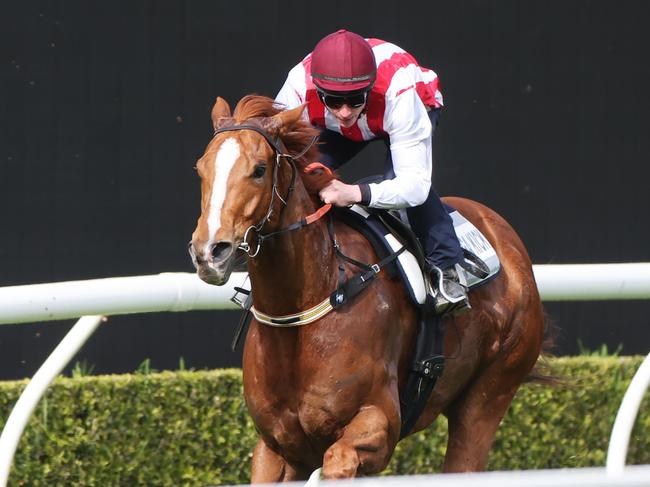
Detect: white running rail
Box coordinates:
(261, 465, 650, 487)
(532, 263, 650, 301)
(1, 263, 650, 326)
(0, 263, 649, 486)
(0, 272, 244, 325)
(0, 316, 104, 487)
(606, 352, 650, 476)
(0, 272, 246, 486)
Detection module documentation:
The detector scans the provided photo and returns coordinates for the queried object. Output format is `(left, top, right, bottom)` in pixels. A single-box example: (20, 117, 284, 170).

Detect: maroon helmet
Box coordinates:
(311, 29, 376, 93)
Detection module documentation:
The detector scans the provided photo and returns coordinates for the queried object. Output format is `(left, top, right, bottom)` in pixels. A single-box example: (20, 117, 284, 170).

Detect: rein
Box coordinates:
(249, 163, 334, 250)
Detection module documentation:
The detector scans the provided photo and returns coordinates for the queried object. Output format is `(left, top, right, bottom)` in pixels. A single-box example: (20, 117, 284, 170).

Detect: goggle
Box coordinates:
(317, 90, 368, 110)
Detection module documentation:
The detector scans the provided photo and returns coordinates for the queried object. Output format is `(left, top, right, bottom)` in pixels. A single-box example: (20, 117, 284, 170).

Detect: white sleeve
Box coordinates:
(367, 80, 433, 209)
(275, 63, 307, 110)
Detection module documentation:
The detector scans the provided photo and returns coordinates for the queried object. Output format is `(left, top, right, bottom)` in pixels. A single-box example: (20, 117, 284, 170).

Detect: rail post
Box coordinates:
(0, 315, 104, 487)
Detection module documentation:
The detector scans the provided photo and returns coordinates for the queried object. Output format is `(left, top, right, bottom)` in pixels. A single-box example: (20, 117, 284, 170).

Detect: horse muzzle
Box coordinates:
(188, 240, 236, 286)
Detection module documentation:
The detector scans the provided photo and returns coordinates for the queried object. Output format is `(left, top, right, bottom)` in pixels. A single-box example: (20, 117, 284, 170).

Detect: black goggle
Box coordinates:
(317, 90, 368, 110)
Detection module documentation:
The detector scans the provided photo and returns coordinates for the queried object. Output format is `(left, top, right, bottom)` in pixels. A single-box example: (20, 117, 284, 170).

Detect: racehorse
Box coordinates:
(189, 95, 545, 480)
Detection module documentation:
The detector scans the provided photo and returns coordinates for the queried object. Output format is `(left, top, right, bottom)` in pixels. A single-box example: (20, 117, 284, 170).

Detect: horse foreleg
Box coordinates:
(251, 438, 310, 483)
(442, 362, 524, 472)
(322, 405, 394, 479)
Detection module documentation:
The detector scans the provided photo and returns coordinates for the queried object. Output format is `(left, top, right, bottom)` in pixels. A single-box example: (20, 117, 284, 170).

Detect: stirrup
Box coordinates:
(428, 264, 471, 316)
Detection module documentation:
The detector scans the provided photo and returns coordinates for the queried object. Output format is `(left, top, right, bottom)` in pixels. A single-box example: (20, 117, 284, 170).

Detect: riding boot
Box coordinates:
(429, 264, 471, 316)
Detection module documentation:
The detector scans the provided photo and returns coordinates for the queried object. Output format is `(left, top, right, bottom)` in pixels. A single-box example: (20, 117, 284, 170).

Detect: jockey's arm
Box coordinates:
(364, 88, 434, 209)
(365, 139, 432, 209)
(318, 133, 432, 209)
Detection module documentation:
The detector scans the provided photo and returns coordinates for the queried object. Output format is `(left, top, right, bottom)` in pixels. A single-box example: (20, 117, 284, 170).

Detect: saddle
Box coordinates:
(335, 204, 500, 304)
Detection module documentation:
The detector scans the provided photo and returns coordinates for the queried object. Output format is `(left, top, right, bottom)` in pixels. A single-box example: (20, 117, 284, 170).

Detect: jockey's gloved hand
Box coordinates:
(319, 180, 362, 207)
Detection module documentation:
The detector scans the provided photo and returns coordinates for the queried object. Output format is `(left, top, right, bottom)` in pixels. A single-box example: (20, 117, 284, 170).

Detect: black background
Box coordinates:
(1, 1, 649, 380)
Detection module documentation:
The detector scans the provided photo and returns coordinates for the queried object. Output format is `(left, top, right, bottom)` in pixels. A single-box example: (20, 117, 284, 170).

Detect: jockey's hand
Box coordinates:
(319, 180, 362, 207)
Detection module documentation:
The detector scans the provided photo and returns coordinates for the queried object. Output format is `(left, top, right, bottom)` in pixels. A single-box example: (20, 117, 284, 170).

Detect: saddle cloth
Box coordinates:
(343, 205, 501, 306)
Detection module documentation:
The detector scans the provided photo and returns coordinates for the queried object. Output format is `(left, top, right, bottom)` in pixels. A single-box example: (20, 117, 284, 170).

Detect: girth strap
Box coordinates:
(399, 299, 445, 439)
(329, 242, 407, 309)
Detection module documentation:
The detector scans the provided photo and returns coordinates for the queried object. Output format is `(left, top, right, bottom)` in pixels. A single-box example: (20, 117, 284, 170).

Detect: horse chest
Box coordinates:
(247, 394, 349, 463)
(243, 311, 400, 462)
(246, 368, 366, 458)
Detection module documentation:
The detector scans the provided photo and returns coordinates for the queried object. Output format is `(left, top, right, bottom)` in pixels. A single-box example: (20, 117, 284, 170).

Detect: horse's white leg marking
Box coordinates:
(205, 137, 240, 257)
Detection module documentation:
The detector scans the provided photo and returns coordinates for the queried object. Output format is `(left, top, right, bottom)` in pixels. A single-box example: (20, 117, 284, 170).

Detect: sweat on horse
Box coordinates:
(189, 95, 545, 480)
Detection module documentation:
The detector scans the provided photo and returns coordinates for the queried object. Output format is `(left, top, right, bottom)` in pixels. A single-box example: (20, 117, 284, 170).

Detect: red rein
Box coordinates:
(304, 162, 333, 224)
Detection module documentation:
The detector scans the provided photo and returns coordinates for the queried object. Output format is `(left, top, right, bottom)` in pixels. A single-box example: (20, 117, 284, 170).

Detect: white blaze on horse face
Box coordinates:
(205, 137, 241, 258)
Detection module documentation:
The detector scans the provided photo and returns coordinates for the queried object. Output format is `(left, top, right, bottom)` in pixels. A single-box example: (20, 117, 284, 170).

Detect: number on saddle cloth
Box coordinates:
(447, 209, 500, 287)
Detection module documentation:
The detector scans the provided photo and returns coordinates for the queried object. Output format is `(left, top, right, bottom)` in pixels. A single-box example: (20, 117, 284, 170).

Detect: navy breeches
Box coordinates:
(317, 108, 463, 270)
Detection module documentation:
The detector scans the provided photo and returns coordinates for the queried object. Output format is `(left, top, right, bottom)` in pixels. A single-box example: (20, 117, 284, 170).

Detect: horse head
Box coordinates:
(189, 96, 308, 285)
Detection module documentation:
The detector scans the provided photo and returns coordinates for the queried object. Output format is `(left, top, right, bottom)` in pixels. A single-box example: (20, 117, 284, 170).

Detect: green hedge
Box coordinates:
(1, 357, 648, 486)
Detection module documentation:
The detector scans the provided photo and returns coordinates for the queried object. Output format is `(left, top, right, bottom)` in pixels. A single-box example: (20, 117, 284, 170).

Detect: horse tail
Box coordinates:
(526, 311, 564, 385)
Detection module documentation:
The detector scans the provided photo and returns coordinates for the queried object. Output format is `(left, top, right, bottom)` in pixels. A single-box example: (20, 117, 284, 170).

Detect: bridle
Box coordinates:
(212, 121, 326, 258)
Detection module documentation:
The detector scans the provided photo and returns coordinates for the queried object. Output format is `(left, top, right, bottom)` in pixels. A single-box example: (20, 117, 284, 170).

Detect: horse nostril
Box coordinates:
(210, 242, 233, 262)
(188, 241, 204, 265)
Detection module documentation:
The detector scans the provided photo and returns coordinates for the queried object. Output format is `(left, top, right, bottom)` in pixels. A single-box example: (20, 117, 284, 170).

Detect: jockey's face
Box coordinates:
(327, 102, 366, 128)
(317, 89, 368, 128)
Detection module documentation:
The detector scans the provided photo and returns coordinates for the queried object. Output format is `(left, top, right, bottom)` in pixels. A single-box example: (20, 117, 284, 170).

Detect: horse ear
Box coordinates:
(211, 97, 232, 130)
(263, 104, 305, 136)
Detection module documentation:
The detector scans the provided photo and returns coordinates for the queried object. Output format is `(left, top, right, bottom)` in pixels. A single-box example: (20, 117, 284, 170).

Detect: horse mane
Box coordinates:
(232, 95, 336, 197)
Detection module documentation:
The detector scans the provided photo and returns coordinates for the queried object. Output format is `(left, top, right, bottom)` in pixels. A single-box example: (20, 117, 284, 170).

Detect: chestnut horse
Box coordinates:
(189, 95, 544, 481)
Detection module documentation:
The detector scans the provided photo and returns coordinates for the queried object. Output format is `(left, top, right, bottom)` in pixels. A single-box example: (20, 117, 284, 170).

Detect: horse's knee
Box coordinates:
(323, 442, 360, 479)
(322, 406, 394, 478)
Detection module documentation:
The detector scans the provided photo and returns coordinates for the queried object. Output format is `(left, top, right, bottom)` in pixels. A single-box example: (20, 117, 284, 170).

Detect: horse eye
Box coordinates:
(252, 164, 266, 179)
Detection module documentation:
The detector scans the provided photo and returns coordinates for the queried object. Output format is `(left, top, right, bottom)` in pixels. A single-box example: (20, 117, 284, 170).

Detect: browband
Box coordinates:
(214, 123, 285, 156)
(213, 122, 318, 161)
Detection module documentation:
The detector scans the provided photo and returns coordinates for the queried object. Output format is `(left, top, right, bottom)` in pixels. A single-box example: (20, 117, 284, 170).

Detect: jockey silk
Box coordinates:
(276, 38, 444, 209)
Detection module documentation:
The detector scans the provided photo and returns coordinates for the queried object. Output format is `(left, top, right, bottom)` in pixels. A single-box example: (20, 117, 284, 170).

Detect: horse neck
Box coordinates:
(248, 181, 337, 316)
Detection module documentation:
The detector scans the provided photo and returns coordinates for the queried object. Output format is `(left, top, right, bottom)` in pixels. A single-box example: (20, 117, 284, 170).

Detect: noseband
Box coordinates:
(212, 121, 321, 257)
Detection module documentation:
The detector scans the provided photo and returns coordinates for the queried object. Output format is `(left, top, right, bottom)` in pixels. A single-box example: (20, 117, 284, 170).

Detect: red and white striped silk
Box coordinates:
(277, 38, 442, 142)
(276, 39, 441, 209)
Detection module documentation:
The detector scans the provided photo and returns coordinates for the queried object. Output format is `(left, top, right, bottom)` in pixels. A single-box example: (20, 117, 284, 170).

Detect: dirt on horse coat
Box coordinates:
(189, 95, 545, 480)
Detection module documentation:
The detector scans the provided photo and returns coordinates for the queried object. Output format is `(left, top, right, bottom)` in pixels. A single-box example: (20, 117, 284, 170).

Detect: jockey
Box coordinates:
(276, 29, 469, 315)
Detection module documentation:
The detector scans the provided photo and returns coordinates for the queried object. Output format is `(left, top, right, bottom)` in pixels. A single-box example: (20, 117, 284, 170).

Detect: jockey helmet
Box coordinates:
(311, 29, 376, 93)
